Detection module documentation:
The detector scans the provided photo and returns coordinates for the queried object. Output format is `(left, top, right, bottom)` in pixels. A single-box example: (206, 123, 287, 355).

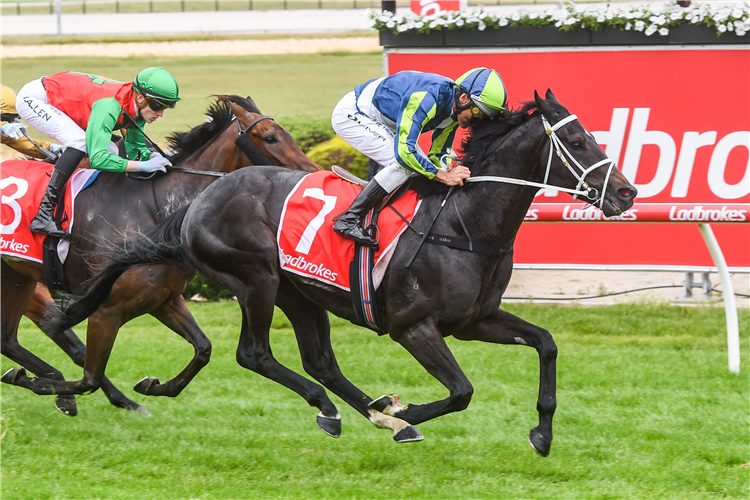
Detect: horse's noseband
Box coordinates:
(540, 114, 616, 208)
(235, 114, 274, 168)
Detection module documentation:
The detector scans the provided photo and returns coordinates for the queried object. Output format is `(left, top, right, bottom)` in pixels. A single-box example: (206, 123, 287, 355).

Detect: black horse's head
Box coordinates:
(532, 89, 637, 217)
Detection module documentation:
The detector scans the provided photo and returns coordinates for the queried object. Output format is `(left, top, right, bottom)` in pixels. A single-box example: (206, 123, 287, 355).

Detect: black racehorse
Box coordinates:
(40, 90, 635, 454)
(1, 95, 319, 416)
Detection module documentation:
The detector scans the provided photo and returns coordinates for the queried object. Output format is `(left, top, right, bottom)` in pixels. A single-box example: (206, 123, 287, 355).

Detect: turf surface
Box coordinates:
(1, 302, 748, 499)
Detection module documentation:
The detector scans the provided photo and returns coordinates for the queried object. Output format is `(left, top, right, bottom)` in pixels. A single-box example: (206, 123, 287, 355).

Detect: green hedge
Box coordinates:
(277, 115, 335, 153)
(307, 135, 369, 179)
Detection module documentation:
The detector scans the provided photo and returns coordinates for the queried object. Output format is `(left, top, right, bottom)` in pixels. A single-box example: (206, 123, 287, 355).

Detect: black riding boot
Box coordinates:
(332, 179, 388, 248)
(29, 147, 86, 238)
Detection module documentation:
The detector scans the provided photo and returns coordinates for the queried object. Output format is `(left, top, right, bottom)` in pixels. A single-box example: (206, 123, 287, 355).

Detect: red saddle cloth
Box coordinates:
(1, 159, 96, 263)
(277, 170, 421, 291)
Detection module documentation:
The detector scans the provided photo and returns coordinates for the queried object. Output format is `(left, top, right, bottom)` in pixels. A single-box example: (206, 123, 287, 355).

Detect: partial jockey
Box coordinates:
(330, 67, 508, 247)
(1, 85, 62, 159)
(15, 67, 181, 238)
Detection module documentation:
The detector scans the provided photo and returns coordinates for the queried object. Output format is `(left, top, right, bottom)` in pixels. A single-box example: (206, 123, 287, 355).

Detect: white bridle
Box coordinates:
(466, 113, 617, 209)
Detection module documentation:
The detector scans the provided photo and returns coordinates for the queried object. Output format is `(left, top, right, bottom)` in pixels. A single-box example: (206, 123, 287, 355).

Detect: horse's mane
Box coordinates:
(165, 95, 261, 165)
(461, 100, 539, 172)
(407, 101, 540, 197)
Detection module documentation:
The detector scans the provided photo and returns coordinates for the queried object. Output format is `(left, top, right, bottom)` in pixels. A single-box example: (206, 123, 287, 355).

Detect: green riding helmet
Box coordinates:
(456, 67, 507, 119)
(133, 67, 181, 109)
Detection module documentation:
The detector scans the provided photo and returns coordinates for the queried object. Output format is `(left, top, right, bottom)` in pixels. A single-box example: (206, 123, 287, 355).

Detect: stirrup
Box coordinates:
(333, 222, 378, 248)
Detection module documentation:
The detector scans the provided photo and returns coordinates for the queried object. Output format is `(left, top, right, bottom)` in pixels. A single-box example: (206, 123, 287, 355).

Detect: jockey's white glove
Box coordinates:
(49, 144, 63, 154)
(136, 152, 171, 174)
(1, 121, 27, 140)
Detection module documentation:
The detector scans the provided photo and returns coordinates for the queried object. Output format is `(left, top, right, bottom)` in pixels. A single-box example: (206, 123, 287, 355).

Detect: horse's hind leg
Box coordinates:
(24, 284, 148, 414)
(4, 299, 124, 397)
(453, 308, 557, 457)
(1, 263, 77, 416)
(276, 279, 422, 442)
(382, 317, 475, 429)
(132, 295, 211, 397)
(203, 257, 338, 436)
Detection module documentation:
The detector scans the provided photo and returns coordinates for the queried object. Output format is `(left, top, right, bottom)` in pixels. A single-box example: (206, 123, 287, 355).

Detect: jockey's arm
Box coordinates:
(394, 91, 441, 179)
(86, 98, 145, 172)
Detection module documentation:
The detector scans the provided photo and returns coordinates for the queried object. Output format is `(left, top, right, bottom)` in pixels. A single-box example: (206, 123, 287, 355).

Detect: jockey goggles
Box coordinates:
(144, 96, 175, 112)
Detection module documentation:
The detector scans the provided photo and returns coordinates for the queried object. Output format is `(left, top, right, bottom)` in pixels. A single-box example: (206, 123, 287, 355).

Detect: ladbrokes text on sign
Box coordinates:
(387, 47, 749, 268)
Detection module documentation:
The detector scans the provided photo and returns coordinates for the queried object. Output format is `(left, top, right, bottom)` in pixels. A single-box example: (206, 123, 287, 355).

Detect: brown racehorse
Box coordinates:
(38, 91, 636, 452)
(1, 95, 319, 416)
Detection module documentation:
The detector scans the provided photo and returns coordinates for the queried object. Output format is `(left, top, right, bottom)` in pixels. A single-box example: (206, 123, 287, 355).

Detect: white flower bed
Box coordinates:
(370, 1, 750, 37)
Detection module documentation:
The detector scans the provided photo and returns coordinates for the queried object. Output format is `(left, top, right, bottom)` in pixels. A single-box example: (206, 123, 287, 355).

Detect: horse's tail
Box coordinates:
(44, 204, 192, 335)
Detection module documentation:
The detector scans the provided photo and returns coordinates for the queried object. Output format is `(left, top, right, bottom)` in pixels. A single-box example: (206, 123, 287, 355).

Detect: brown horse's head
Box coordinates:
(218, 95, 320, 173)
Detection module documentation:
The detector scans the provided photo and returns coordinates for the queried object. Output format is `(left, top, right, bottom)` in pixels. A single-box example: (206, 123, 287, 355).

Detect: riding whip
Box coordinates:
(121, 111, 225, 178)
(20, 127, 58, 162)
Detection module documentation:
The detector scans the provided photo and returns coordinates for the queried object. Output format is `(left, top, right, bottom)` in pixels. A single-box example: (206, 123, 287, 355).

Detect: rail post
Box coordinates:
(55, 0, 62, 34)
(699, 223, 741, 374)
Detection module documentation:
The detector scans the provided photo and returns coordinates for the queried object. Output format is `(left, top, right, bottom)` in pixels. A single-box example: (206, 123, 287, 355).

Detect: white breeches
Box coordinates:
(16, 78, 117, 155)
(331, 83, 417, 193)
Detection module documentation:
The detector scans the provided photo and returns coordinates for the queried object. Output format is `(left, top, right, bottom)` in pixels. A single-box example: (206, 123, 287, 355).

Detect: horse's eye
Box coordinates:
(264, 135, 278, 144)
(570, 141, 584, 150)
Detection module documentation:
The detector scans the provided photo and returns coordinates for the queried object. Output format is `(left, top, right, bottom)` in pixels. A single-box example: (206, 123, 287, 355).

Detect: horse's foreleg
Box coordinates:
(135, 296, 212, 397)
(385, 317, 474, 428)
(454, 308, 557, 457)
(24, 284, 147, 414)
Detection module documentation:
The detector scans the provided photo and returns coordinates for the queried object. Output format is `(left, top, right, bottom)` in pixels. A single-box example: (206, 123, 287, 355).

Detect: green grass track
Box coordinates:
(2, 302, 748, 499)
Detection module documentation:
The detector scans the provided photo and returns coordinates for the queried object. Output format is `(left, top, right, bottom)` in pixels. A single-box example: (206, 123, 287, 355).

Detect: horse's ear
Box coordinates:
(534, 90, 543, 108)
(545, 89, 558, 102)
(226, 99, 251, 121)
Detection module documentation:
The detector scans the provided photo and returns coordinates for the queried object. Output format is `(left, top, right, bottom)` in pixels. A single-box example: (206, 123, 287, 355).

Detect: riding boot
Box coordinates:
(332, 179, 388, 248)
(29, 147, 86, 238)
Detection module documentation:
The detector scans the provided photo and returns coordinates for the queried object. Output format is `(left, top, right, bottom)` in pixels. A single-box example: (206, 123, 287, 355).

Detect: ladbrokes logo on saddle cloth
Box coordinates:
(277, 171, 421, 291)
(1, 159, 97, 263)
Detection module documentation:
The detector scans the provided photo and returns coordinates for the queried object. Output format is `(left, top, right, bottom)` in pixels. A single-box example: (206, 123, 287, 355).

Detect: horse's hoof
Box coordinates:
(1, 367, 25, 385)
(368, 395, 393, 413)
(528, 427, 552, 457)
(55, 395, 78, 417)
(131, 406, 152, 417)
(316, 413, 341, 438)
(393, 425, 423, 443)
(133, 377, 160, 395)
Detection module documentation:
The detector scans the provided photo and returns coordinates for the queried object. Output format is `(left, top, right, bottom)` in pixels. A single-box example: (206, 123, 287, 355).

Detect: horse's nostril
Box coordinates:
(618, 188, 634, 199)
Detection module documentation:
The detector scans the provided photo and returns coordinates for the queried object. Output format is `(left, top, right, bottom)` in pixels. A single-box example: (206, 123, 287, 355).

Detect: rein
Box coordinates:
(122, 109, 273, 222)
(122, 111, 274, 178)
(466, 113, 616, 208)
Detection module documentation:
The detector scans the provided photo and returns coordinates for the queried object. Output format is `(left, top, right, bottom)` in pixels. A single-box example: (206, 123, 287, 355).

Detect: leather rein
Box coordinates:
(122, 110, 274, 178)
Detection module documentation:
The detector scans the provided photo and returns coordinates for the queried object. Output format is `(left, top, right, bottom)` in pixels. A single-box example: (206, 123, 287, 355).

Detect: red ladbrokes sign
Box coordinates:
(387, 47, 749, 268)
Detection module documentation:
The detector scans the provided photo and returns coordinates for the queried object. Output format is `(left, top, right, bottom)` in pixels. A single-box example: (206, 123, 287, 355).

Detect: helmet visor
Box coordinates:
(471, 97, 503, 119)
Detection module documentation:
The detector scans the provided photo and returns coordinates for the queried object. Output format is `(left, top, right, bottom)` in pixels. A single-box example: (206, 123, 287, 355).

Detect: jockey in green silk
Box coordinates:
(16, 67, 181, 239)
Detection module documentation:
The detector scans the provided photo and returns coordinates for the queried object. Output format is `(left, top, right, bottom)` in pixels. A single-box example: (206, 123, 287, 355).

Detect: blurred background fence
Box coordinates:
(0, 0, 630, 15)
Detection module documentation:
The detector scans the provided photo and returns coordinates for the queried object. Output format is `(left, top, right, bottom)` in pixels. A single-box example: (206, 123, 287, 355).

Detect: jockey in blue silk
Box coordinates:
(330, 67, 508, 248)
